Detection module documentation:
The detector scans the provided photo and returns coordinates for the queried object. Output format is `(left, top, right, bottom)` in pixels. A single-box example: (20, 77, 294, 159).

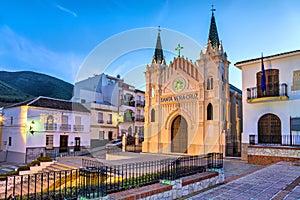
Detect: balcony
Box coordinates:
(246, 83, 288, 103)
(107, 120, 113, 124)
(98, 119, 104, 124)
(124, 116, 135, 122)
(60, 124, 71, 131)
(44, 123, 57, 131)
(73, 125, 84, 132)
(135, 115, 145, 122)
(122, 100, 135, 107)
(136, 100, 145, 107)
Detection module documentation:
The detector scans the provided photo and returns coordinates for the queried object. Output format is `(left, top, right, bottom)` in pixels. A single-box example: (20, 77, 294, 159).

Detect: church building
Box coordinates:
(142, 10, 242, 156)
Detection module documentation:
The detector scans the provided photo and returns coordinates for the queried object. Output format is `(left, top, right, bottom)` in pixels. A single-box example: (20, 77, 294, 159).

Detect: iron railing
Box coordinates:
(0, 153, 223, 199)
(135, 100, 145, 107)
(73, 125, 84, 132)
(249, 134, 300, 146)
(247, 83, 288, 100)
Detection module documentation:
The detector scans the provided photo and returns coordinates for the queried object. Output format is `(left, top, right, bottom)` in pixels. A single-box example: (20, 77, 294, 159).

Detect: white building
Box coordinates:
(235, 50, 300, 161)
(1, 96, 90, 163)
(73, 73, 145, 145)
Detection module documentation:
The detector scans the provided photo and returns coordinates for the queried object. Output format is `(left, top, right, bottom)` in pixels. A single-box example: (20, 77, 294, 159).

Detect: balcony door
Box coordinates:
(256, 69, 279, 97)
(258, 113, 281, 144)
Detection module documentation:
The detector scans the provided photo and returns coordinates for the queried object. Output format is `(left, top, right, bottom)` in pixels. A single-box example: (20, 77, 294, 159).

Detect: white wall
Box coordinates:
(240, 53, 300, 143)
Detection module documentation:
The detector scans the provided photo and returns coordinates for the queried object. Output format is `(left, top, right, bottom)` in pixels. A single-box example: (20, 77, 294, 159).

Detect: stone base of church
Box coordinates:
(142, 141, 224, 156)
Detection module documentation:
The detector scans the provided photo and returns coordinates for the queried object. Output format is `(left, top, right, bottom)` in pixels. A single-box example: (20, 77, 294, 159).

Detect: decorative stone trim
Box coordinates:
(109, 170, 224, 200)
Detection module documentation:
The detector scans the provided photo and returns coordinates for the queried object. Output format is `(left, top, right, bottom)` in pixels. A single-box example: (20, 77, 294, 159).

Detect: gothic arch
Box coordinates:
(164, 108, 193, 130)
(171, 115, 188, 153)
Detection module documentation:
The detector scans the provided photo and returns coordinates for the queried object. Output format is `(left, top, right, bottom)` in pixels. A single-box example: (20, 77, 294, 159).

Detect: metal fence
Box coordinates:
(0, 153, 223, 200)
(249, 134, 300, 146)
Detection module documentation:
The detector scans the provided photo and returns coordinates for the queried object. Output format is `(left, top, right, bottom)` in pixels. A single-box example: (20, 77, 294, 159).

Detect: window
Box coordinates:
(46, 115, 54, 130)
(10, 117, 13, 125)
(99, 131, 104, 139)
(8, 137, 12, 146)
(256, 69, 279, 97)
(207, 103, 213, 120)
(81, 99, 86, 104)
(46, 135, 54, 149)
(98, 112, 103, 123)
(151, 109, 155, 122)
(107, 114, 113, 124)
(151, 86, 155, 97)
(207, 77, 213, 90)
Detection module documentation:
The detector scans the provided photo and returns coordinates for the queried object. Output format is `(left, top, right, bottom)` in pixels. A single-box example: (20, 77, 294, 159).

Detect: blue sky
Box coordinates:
(0, 0, 300, 89)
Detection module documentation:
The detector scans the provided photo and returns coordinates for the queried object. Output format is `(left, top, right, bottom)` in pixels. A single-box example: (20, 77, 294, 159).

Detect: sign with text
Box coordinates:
(160, 93, 198, 103)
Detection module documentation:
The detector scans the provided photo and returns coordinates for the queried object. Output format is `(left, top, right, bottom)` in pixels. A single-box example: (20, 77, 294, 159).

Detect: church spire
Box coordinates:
(153, 26, 164, 64)
(208, 5, 220, 49)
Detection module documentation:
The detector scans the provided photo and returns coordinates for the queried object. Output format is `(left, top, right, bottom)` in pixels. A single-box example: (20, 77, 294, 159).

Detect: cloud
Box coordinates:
(0, 25, 83, 83)
(56, 4, 77, 17)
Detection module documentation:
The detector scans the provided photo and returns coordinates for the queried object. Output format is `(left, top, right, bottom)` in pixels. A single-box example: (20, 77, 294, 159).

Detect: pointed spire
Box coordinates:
(208, 5, 220, 49)
(153, 26, 164, 64)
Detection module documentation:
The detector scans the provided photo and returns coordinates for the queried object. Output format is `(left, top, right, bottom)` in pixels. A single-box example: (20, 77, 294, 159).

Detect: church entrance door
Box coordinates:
(171, 115, 188, 153)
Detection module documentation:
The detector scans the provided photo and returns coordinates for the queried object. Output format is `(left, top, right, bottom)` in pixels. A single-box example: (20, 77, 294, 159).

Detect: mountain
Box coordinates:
(0, 71, 73, 106)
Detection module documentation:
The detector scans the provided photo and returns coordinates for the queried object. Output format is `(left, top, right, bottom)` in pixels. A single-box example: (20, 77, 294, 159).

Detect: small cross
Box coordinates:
(175, 44, 183, 57)
(210, 5, 216, 14)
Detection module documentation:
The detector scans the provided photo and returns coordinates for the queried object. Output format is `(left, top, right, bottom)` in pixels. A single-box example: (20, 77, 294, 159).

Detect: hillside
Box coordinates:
(0, 71, 73, 106)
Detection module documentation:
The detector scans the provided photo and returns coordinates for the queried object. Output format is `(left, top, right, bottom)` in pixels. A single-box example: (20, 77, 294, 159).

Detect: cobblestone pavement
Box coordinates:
(187, 162, 300, 200)
(223, 158, 262, 180)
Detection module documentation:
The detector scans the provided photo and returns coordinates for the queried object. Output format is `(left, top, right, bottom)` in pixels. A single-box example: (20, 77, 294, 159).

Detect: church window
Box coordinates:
(151, 86, 155, 97)
(207, 77, 213, 90)
(151, 108, 155, 122)
(207, 103, 213, 120)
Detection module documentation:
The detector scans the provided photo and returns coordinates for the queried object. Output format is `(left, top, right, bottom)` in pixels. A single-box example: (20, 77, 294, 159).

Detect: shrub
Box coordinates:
(17, 165, 30, 172)
(37, 156, 52, 162)
(30, 160, 41, 166)
(5, 171, 18, 176)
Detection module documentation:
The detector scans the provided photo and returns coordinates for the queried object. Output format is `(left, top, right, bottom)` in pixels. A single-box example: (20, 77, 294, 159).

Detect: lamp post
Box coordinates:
(29, 120, 35, 135)
(0, 115, 3, 150)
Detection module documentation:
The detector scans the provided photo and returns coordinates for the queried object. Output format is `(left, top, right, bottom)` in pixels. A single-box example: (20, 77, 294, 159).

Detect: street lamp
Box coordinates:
(29, 120, 35, 135)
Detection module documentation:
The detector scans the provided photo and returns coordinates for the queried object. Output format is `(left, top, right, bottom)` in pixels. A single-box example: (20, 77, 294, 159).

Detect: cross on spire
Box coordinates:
(158, 25, 161, 33)
(210, 5, 216, 14)
(175, 44, 183, 57)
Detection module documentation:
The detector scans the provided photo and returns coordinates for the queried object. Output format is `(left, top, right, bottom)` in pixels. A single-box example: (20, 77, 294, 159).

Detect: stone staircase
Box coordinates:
(0, 162, 78, 199)
(39, 162, 76, 173)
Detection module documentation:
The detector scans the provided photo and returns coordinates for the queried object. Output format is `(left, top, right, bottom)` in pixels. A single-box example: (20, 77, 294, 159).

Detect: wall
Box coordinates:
(248, 145, 300, 165)
(239, 53, 300, 154)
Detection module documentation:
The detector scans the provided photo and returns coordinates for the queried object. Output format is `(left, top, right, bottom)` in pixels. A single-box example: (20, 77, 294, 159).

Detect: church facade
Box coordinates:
(142, 11, 242, 156)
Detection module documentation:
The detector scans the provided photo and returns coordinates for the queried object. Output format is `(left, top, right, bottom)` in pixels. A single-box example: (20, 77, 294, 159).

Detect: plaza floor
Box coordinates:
(187, 162, 300, 200)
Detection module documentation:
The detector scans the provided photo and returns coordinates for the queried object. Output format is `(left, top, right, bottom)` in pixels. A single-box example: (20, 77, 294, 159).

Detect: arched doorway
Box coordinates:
(258, 113, 281, 144)
(171, 115, 188, 153)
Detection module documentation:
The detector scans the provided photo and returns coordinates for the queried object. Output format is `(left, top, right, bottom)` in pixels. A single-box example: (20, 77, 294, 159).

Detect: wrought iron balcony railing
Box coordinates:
(73, 125, 84, 132)
(60, 124, 71, 131)
(136, 100, 145, 107)
(44, 123, 57, 131)
(246, 83, 288, 103)
(135, 115, 145, 122)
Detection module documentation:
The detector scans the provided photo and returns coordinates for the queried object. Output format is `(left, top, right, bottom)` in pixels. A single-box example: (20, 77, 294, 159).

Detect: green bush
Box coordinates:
(5, 171, 19, 176)
(37, 156, 52, 162)
(30, 160, 41, 166)
(17, 165, 30, 172)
